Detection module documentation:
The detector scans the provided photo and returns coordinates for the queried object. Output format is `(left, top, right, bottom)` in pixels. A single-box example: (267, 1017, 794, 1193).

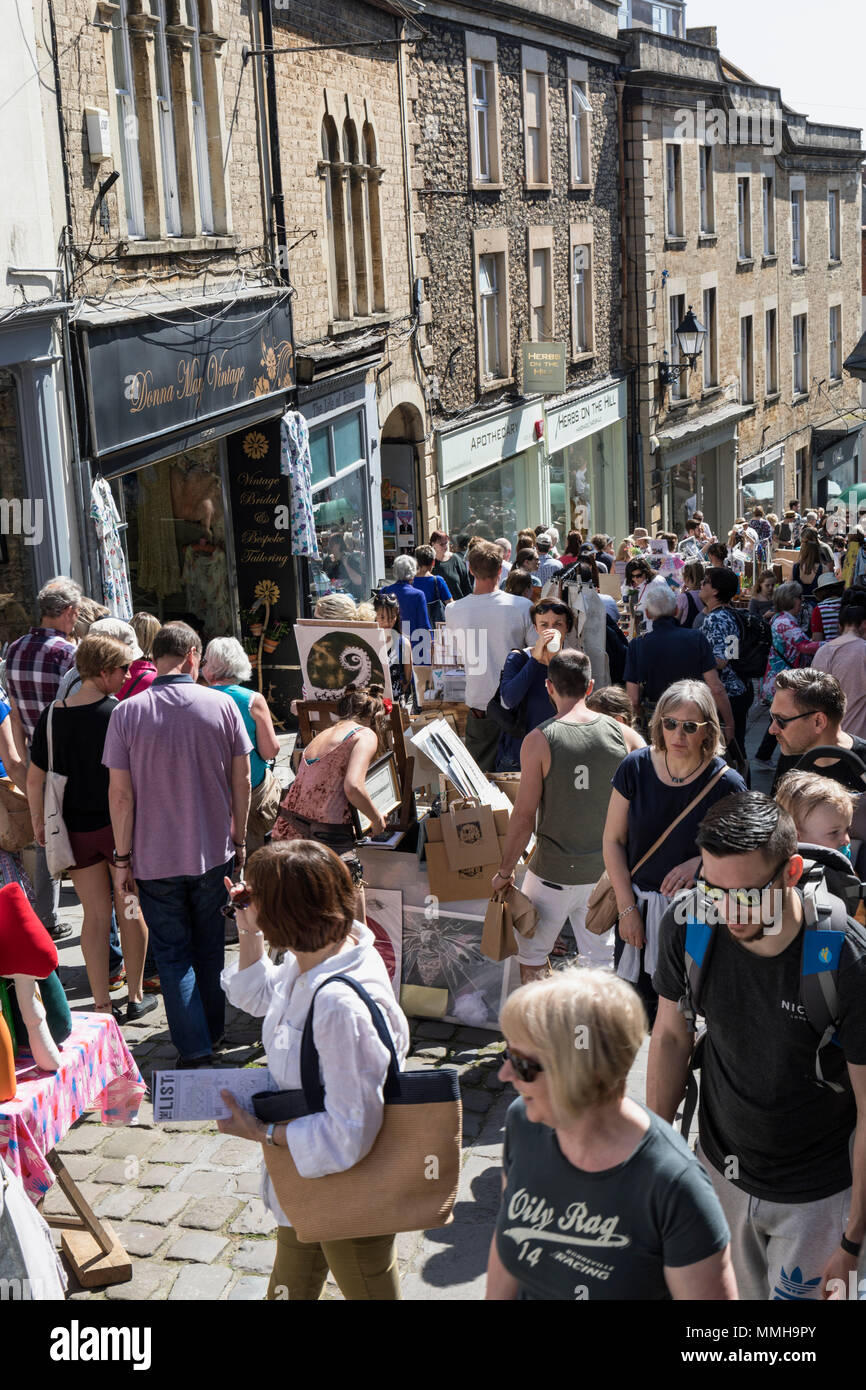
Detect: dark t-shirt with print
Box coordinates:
(653, 895, 866, 1201)
(495, 1098, 729, 1301)
(772, 734, 866, 794)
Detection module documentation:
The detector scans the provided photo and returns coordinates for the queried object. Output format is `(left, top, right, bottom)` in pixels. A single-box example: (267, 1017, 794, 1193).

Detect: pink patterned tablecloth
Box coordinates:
(0, 1012, 146, 1202)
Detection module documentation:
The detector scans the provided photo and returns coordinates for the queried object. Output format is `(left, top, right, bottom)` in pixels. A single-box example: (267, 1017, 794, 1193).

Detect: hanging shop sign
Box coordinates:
(545, 380, 627, 453)
(80, 293, 295, 459)
(522, 342, 567, 395)
(438, 401, 542, 488)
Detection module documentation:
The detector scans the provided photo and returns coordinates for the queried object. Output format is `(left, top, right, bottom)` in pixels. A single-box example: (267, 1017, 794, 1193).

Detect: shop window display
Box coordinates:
(308, 411, 373, 607)
(111, 441, 234, 642)
(443, 456, 530, 549)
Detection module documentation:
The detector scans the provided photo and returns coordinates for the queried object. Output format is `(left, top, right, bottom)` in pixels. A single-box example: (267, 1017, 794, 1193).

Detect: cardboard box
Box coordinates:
(440, 800, 499, 869)
(425, 836, 507, 901)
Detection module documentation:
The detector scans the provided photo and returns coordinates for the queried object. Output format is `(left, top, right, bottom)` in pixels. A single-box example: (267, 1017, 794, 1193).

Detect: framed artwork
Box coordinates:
(401, 906, 513, 1031)
(365, 888, 402, 992)
(352, 752, 402, 835)
(294, 620, 393, 701)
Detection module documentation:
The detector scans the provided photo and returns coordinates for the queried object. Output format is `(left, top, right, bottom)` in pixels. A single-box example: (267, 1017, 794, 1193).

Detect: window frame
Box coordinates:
(737, 176, 752, 261)
(466, 34, 502, 189)
(664, 143, 684, 240)
(791, 185, 806, 268)
(111, 0, 146, 240)
(702, 285, 718, 389)
(186, 0, 214, 234)
(698, 145, 715, 235)
(473, 227, 511, 388)
(570, 223, 595, 361)
(668, 290, 687, 401)
(527, 227, 554, 345)
(765, 306, 779, 396)
(521, 48, 551, 190)
(762, 173, 776, 256)
(828, 187, 841, 263)
(740, 313, 754, 404)
(792, 311, 808, 396)
(829, 303, 842, 381)
(568, 58, 593, 189)
(152, 0, 181, 237)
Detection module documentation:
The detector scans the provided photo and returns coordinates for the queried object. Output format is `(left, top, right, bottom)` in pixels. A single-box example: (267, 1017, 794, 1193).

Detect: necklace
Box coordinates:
(664, 752, 703, 785)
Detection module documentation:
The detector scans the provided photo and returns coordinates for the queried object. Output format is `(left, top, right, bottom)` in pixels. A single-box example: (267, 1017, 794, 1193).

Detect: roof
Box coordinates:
(844, 331, 866, 381)
(655, 400, 752, 450)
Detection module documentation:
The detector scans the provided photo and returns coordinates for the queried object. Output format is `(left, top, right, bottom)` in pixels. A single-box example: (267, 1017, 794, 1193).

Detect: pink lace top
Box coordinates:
(276, 726, 360, 829)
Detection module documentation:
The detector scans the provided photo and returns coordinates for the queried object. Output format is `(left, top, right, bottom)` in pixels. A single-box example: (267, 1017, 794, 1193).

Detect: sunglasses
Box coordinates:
(503, 1047, 545, 1084)
(695, 863, 786, 907)
(662, 717, 709, 735)
(768, 710, 813, 730)
(220, 886, 252, 919)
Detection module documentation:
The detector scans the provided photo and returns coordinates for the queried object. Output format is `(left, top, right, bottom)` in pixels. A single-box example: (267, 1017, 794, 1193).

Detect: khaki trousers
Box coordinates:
(266, 1223, 402, 1301)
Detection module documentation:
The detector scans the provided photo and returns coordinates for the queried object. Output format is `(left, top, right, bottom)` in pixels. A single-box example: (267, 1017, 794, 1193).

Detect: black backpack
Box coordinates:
(605, 615, 628, 685)
(680, 592, 700, 629)
(486, 650, 530, 738)
(728, 607, 772, 679)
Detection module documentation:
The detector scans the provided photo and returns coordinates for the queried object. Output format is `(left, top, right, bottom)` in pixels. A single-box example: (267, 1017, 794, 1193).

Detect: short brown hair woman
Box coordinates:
(218, 840, 410, 1301)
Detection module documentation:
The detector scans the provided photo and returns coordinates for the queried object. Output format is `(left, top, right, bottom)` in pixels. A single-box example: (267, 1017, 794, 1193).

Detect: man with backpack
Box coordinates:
(699, 568, 767, 758)
(648, 791, 866, 1300)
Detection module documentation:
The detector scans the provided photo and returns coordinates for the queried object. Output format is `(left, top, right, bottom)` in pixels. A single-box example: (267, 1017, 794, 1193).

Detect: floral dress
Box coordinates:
(760, 611, 821, 703)
(280, 410, 320, 560)
(90, 477, 133, 620)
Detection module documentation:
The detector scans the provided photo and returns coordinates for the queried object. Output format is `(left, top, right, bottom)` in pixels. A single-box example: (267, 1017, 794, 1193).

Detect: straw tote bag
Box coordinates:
(43, 704, 75, 879)
(0, 778, 34, 853)
(584, 763, 728, 935)
(260, 975, 462, 1242)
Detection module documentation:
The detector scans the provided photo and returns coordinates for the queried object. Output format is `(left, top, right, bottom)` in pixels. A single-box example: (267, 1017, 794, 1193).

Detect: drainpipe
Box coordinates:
(260, 1, 291, 290)
(616, 77, 644, 530)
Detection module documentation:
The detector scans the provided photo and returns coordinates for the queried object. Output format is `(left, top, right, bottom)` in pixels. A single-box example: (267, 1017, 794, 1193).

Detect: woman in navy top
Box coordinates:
(412, 545, 452, 627)
(382, 555, 431, 656)
(495, 601, 573, 771)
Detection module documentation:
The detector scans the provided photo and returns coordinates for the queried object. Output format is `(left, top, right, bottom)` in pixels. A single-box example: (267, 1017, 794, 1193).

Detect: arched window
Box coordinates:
(186, 0, 213, 232)
(342, 118, 369, 316)
(363, 123, 385, 312)
(320, 117, 350, 320)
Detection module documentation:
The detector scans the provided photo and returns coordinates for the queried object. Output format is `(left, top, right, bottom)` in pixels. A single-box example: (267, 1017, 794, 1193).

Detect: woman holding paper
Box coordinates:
(217, 839, 409, 1300)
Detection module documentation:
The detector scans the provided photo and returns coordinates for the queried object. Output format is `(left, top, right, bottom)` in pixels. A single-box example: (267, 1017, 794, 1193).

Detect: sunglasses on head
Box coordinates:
(662, 717, 708, 735)
(504, 1047, 545, 1084)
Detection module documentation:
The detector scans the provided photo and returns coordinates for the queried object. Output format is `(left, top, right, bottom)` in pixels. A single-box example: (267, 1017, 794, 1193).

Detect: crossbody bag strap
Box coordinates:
(629, 762, 728, 877)
(299, 973, 401, 1111)
(46, 701, 57, 774)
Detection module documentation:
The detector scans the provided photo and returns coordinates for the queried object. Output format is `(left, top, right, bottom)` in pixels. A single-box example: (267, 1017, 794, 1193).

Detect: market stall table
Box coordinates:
(0, 1011, 146, 1288)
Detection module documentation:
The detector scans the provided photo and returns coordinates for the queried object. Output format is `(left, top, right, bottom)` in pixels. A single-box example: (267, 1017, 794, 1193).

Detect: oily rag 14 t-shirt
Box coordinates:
(653, 896, 866, 1202)
(495, 1098, 728, 1300)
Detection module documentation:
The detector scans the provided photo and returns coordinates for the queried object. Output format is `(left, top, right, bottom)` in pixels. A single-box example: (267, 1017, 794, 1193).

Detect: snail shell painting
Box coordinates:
(305, 631, 386, 697)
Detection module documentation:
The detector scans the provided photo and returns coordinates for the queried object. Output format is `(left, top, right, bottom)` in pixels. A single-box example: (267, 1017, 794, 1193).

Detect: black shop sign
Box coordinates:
(81, 294, 295, 459)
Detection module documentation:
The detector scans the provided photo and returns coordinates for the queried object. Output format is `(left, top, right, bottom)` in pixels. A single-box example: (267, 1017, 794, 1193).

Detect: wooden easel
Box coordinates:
(44, 1149, 132, 1287)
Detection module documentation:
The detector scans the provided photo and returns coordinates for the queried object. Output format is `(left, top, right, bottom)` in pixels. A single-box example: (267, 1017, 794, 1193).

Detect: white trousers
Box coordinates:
(519, 869, 615, 969)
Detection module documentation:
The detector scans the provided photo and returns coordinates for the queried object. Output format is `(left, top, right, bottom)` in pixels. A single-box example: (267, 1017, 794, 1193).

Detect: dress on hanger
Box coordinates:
(90, 476, 133, 620)
(280, 410, 320, 559)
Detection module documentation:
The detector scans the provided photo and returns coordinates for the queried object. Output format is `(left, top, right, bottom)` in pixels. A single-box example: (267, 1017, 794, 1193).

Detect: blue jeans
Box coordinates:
(136, 859, 231, 1060)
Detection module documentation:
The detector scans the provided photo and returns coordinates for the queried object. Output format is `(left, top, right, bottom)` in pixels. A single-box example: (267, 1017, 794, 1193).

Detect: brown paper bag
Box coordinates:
(506, 887, 538, 940)
(440, 799, 499, 869)
(481, 892, 519, 962)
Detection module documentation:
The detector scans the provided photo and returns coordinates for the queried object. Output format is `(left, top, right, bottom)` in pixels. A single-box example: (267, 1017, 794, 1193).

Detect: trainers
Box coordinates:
(124, 994, 159, 1024)
(108, 969, 126, 991)
(48, 922, 74, 942)
(177, 1053, 215, 1069)
(142, 975, 161, 993)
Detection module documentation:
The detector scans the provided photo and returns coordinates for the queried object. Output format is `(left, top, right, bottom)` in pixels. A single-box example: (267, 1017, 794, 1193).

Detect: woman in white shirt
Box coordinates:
(217, 839, 410, 1300)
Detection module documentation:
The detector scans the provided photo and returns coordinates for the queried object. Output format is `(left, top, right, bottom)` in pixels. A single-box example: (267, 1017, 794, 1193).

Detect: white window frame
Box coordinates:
(479, 254, 500, 378)
(570, 223, 595, 360)
(152, 0, 181, 237)
(112, 0, 145, 240)
(699, 145, 714, 234)
(762, 173, 776, 256)
(791, 184, 806, 267)
(527, 227, 554, 344)
(737, 176, 752, 261)
(668, 290, 686, 401)
(740, 313, 754, 404)
(186, 0, 213, 234)
(470, 60, 492, 183)
(828, 187, 841, 262)
(466, 33, 501, 188)
(568, 58, 592, 188)
(765, 306, 779, 396)
(702, 285, 718, 388)
(473, 227, 511, 387)
(522, 47, 550, 189)
(665, 144, 684, 239)
(829, 303, 842, 380)
(793, 311, 808, 395)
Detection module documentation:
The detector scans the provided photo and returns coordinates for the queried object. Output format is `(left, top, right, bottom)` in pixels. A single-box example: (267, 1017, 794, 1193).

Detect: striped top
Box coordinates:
(812, 596, 841, 643)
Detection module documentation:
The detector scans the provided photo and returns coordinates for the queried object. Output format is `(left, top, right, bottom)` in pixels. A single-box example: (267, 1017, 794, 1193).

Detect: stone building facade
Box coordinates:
(621, 23, 863, 535)
(408, 0, 632, 546)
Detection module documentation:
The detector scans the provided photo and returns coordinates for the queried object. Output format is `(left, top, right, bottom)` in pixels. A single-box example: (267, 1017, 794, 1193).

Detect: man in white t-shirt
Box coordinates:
(445, 540, 535, 771)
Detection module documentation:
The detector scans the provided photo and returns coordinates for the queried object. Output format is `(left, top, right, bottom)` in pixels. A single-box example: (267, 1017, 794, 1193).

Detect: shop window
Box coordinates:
(308, 411, 372, 606)
(737, 177, 752, 261)
(558, 423, 628, 542)
(665, 145, 684, 239)
(828, 188, 841, 262)
(111, 444, 232, 642)
(466, 33, 501, 187)
(793, 312, 808, 395)
(740, 314, 754, 404)
(763, 175, 776, 255)
(765, 307, 779, 395)
(791, 188, 806, 266)
(444, 455, 530, 546)
(702, 287, 718, 389)
(699, 146, 714, 234)
(111, 0, 145, 239)
(522, 49, 550, 188)
(829, 305, 842, 380)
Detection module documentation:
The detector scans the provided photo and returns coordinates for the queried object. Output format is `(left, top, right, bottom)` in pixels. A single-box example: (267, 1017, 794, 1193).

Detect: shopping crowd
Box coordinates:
(2, 490, 864, 1302)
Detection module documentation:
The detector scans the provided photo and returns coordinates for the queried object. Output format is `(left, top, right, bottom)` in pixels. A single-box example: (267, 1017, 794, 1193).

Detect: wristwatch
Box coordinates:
(840, 1234, 862, 1257)
(265, 1122, 277, 1147)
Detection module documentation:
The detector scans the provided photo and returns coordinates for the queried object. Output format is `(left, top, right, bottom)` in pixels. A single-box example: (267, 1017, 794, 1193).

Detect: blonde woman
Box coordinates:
(602, 679, 746, 1022)
(486, 969, 736, 1301)
(118, 612, 160, 699)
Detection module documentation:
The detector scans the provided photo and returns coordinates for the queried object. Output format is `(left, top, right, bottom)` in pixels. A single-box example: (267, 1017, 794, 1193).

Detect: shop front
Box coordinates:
(738, 446, 784, 517)
(653, 402, 749, 539)
(73, 289, 300, 717)
(437, 401, 544, 547)
(812, 419, 863, 513)
(544, 379, 628, 542)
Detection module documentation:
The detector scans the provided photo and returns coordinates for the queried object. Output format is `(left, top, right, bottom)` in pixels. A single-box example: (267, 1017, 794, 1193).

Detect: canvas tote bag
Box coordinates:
(0, 778, 34, 853)
(247, 765, 282, 839)
(43, 704, 75, 879)
(261, 975, 461, 1242)
(584, 764, 728, 935)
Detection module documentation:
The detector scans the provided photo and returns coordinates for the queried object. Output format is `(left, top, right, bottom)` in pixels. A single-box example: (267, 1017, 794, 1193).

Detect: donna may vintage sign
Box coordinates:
(82, 294, 295, 456)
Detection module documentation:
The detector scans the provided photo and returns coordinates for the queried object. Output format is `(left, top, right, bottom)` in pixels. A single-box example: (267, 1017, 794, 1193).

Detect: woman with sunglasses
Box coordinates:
(486, 969, 736, 1301)
(26, 634, 155, 1021)
(602, 680, 746, 1023)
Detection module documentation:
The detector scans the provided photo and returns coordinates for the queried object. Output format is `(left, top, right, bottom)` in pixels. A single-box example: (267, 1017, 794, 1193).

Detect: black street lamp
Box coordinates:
(659, 305, 707, 388)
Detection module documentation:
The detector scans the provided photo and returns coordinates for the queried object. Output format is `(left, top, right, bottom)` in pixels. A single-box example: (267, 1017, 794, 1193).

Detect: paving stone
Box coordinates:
(229, 1198, 277, 1235)
(453, 1028, 502, 1047)
(58, 1124, 107, 1154)
(149, 1044, 181, 1059)
(403, 1056, 437, 1072)
(412, 1045, 447, 1060)
(180, 1195, 243, 1230)
(484, 1069, 506, 1090)
(100, 1128, 161, 1160)
(44, 1180, 108, 1217)
(105, 1260, 178, 1302)
(114, 1221, 170, 1257)
(413, 1021, 455, 1041)
(168, 1264, 232, 1301)
(166, 1231, 228, 1263)
(228, 1275, 269, 1301)
(135, 1191, 191, 1225)
(455, 1154, 505, 1222)
(461, 1113, 483, 1139)
(210, 1138, 264, 1170)
(460, 1087, 495, 1113)
(59, 1153, 103, 1181)
(94, 1187, 147, 1220)
(233, 1172, 262, 1196)
(136, 1165, 180, 1188)
(94, 1159, 142, 1185)
(161, 1121, 212, 1132)
(180, 1169, 235, 1195)
(150, 1134, 212, 1163)
(231, 1239, 277, 1273)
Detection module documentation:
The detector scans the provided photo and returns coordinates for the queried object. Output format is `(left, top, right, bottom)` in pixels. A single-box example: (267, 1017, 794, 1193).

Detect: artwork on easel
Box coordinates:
(365, 889, 402, 994)
(401, 906, 513, 1031)
(294, 620, 394, 701)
